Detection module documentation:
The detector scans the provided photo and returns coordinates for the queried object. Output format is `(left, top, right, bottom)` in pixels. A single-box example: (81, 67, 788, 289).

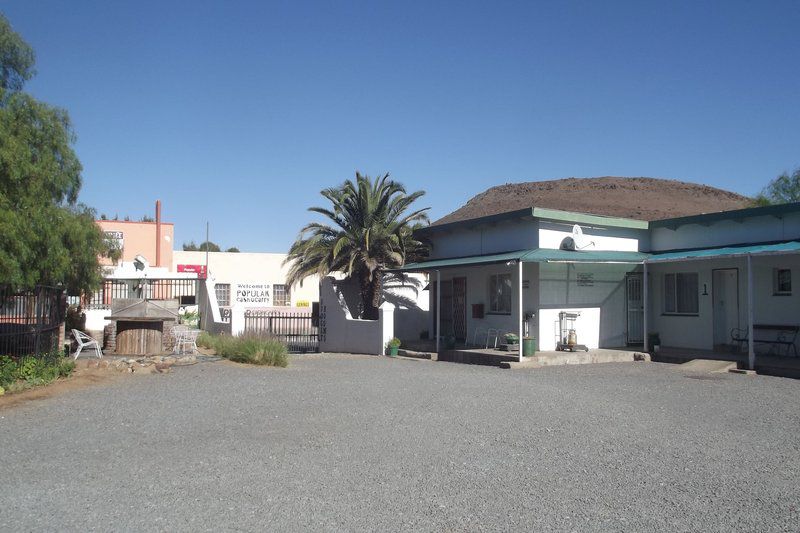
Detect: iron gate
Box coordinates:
(244, 310, 319, 353)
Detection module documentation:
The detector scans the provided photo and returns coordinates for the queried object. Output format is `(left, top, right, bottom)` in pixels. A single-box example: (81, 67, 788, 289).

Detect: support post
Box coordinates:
(643, 262, 649, 352)
(747, 254, 755, 370)
(518, 260, 524, 362)
(435, 270, 441, 355)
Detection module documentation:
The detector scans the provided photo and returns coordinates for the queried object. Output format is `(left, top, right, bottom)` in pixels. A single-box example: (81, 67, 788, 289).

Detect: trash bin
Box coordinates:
(523, 337, 536, 357)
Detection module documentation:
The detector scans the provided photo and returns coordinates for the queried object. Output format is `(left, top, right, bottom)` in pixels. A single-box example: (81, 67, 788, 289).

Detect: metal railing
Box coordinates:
(0, 286, 64, 358)
(87, 278, 199, 309)
(244, 310, 318, 353)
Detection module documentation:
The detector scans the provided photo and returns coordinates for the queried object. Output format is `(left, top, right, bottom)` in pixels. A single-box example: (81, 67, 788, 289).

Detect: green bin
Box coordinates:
(523, 337, 536, 357)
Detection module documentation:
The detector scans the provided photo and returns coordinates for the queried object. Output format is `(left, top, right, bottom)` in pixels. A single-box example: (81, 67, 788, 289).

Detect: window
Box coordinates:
(215, 283, 231, 307)
(773, 268, 792, 295)
(273, 284, 290, 307)
(488, 273, 512, 314)
(663, 273, 698, 314)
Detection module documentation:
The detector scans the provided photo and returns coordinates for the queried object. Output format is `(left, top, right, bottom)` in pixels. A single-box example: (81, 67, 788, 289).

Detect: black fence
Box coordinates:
(244, 310, 318, 353)
(87, 278, 199, 309)
(0, 286, 64, 358)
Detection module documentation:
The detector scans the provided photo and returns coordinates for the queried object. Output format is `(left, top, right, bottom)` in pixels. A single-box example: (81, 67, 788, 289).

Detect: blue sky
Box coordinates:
(4, 1, 799, 251)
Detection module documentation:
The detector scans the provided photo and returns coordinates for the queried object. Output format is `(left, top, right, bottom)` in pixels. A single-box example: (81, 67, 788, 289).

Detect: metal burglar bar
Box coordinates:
(0, 286, 64, 358)
(244, 310, 319, 353)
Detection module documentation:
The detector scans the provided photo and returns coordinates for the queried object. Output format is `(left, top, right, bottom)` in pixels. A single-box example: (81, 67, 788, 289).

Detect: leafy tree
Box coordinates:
(140, 215, 154, 222)
(226, 247, 240, 253)
(0, 14, 104, 294)
(183, 241, 222, 252)
(755, 167, 800, 206)
(286, 172, 430, 320)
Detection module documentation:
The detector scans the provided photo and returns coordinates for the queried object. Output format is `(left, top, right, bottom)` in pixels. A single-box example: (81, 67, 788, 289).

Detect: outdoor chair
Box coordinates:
(71, 329, 103, 359)
(174, 329, 200, 355)
(472, 327, 499, 349)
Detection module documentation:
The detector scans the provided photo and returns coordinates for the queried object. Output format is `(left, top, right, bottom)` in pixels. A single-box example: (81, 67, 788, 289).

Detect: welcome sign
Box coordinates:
(234, 283, 271, 306)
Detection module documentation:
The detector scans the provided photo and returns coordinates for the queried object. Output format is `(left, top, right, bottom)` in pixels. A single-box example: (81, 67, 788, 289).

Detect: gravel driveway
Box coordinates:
(1, 355, 798, 532)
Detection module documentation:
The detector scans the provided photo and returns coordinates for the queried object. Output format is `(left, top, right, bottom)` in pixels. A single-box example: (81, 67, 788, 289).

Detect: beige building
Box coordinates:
(173, 250, 319, 309)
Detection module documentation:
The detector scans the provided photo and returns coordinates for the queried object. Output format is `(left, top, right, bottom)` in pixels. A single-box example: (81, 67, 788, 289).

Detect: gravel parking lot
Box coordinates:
(1, 355, 798, 532)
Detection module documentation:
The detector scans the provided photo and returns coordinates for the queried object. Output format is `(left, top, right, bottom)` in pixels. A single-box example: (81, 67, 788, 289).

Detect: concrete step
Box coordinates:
(679, 359, 738, 373)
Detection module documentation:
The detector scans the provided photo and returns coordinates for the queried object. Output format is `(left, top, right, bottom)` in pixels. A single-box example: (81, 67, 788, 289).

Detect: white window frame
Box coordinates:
(215, 283, 231, 307)
(488, 273, 512, 314)
(773, 268, 792, 296)
(273, 284, 290, 307)
(663, 272, 699, 315)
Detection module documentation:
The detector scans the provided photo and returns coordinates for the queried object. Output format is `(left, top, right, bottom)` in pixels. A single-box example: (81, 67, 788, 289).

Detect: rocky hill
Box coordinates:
(432, 177, 753, 226)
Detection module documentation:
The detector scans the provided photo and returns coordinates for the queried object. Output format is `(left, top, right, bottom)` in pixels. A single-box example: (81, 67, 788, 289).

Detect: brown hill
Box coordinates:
(432, 177, 753, 226)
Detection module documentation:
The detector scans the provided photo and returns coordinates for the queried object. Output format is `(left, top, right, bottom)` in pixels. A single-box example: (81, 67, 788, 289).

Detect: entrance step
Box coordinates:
(679, 359, 738, 373)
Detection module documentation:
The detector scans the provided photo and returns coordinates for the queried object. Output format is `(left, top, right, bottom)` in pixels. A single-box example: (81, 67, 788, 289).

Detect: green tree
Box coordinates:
(0, 14, 104, 294)
(286, 172, 430, 320)
(755, 167, 800, 206)
(183, 241, 222, 252)
(226, 247, 240, 253)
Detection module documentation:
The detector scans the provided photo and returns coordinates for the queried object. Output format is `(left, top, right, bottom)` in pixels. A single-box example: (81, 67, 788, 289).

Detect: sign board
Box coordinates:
(577, 273, 594, 287)
(104, 231, 124, 251)
(235, 283, 271, 306)
(177, 264, 207, 278)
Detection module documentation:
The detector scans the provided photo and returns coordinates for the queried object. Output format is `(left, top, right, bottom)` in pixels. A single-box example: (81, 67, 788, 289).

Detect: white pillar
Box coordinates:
(747, 254, 755, 370)
(435, 270, 441, 355)
(643, 262, 649, 352)
(518, 260, 524, 362)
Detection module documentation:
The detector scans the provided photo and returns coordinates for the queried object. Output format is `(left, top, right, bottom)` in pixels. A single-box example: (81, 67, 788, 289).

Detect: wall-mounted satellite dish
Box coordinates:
(133, 254, 149, 271)
(559, 225, 596, 251)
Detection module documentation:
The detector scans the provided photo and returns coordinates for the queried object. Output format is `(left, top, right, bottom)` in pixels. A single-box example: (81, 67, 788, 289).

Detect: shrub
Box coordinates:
(197, 332, 288, 367)
(387, 337, 401, 348)
(0, 351, 75, 391)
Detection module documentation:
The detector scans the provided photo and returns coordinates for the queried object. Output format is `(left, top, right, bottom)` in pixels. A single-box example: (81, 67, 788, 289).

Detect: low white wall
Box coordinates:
(318, 277, 394, 355)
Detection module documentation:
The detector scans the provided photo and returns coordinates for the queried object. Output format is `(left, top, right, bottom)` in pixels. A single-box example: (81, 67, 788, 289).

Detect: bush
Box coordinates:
(197, 332, 288, 367)
(0, 352, 76, 391)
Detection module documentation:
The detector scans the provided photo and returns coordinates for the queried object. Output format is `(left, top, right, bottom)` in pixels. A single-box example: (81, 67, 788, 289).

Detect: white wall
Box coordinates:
(173, 250, 319, 306)
(318, 277, 394, 355)
(538, 262, 638, 350)
(538, 220, 646, 251)
(427, 219, 539, 259)
(648, 254, 800, 351)
(650, 213, 800, 252)
(383, 273, 430, 341)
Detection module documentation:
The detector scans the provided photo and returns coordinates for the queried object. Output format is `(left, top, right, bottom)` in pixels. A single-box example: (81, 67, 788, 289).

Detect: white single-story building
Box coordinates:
(398, 202, 800, 369)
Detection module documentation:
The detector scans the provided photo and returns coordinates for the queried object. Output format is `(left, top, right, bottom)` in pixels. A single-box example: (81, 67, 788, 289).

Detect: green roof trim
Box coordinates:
(647, 241, 800, 262)
(397, 248, 648, 271)
(532, 207, 649, 229)
(651, 202, 800, 230)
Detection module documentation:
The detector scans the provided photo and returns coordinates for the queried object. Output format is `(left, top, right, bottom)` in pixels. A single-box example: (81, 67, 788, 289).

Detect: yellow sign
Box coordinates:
(295, 300, 310, 307)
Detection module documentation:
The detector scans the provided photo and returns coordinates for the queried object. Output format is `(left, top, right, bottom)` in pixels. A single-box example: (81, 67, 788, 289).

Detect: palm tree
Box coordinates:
(286, 172, 430, 320)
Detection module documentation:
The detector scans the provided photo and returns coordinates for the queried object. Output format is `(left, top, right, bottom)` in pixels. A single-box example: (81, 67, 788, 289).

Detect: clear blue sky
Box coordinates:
(4, 1, 799, 251)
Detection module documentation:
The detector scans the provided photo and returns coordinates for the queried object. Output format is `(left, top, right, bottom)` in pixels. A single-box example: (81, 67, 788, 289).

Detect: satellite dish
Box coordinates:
(133, 255, 149, 271)
(560, 225, 596, 251)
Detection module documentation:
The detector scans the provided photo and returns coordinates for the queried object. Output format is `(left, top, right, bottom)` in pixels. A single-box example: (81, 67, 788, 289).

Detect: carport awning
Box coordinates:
(397, 248, 648, 271)
(646, 240, 800, 263)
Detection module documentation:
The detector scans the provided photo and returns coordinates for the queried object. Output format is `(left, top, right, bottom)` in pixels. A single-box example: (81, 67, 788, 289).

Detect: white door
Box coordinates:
(713, 269, 739, 347)
(626, 274, 644, 345)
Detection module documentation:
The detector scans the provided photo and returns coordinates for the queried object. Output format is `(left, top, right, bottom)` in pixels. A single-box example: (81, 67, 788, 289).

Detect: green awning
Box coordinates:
(398, 248, 648, 271)
(647, 240, 800, 262)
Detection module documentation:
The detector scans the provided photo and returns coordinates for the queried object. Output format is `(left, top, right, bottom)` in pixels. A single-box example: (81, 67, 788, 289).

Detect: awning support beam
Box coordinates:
(518, 260, 524, 362)
(747, 254, 755, 370)
(643, 262, 649, 352)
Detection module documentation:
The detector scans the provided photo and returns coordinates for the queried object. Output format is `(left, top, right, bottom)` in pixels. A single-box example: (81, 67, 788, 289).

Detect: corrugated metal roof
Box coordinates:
(398, 248, 648, 271)
(647, 241, 800, 262)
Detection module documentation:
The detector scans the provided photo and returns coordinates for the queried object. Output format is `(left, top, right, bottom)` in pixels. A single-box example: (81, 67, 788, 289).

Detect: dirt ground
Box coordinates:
(0, 365, 123, 410)
(432, 176, 753, 225)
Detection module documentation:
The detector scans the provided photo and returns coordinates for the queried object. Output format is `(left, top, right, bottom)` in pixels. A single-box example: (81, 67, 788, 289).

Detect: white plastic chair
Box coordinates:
(172, 325, 189, 354)
(72, 329, 102, 359)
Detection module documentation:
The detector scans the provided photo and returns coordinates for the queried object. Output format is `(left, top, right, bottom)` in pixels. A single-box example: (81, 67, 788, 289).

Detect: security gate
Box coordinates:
(626, 273, 644, 345)
(244, 310, 319, 353)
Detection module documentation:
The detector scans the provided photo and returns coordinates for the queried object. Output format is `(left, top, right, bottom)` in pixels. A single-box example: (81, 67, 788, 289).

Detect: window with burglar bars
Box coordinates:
(273, 284, 290, 306)
(215, 283, 231, 307)
(663, 272, 699, 314)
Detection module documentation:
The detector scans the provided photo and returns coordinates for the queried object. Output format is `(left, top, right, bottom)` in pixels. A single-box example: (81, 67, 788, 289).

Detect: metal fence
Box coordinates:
(87, 278, 199, 309)
(0, 286, 64, 358)
(244, 310, 319, 353)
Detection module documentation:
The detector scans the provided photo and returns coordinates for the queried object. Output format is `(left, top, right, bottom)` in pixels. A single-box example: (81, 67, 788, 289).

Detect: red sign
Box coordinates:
(177, 264, 207, 278)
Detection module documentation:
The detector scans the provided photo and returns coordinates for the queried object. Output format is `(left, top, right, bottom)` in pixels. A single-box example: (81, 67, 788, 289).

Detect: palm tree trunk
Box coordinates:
(358, 269, 382, 320)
